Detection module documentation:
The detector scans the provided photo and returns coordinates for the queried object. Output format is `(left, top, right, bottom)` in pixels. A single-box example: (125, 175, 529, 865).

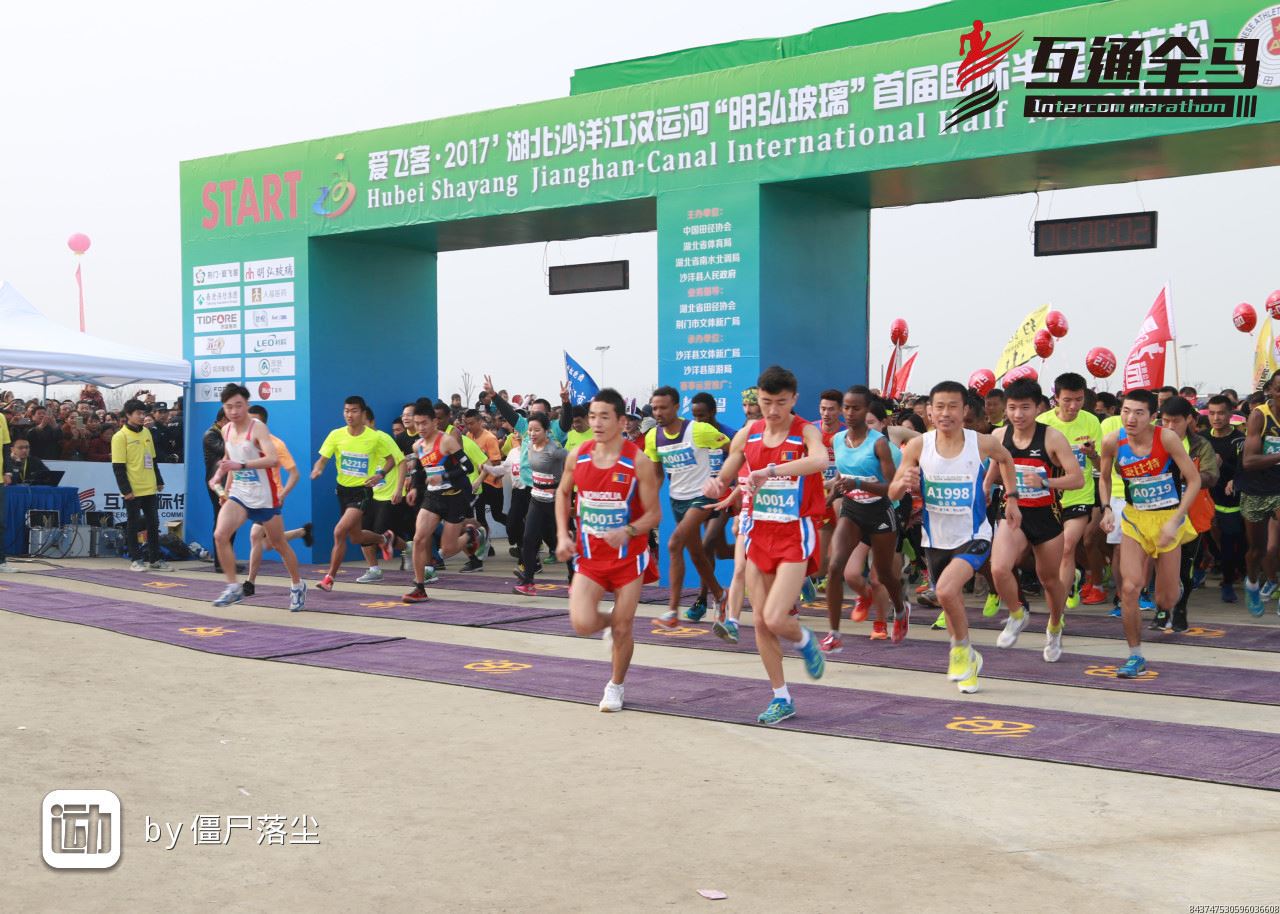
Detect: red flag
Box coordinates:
(889, 352, 918, 400)
(882, 345, 899, 393)
(75, 261, 86, 332)
(1121, 284, 1174, 392)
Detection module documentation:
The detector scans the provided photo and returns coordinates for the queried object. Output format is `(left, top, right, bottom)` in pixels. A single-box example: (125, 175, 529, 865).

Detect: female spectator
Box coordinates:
(87, 426, 113, 462)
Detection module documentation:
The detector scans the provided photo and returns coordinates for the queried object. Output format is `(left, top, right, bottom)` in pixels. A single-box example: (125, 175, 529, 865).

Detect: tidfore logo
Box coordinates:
(43, 789, 121, 869)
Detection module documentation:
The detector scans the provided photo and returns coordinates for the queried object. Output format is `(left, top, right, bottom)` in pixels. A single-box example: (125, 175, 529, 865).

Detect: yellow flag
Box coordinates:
(1254, 317, 1277, 391)
(995, 304, 1050, 377)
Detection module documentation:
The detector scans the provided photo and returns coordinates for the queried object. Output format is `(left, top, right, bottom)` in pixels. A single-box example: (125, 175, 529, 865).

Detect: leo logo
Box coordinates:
(651, 625, 705, 638)
(179, 626, 237, 638)
(464, 659, 532, 674)
(945, 715, 1035, 738)
(359, 601, 404, 609)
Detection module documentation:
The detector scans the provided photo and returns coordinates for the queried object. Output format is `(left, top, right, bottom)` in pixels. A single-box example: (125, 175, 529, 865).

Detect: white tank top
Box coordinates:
(918, 428, 991, 549)
(224, 419, 279, 510)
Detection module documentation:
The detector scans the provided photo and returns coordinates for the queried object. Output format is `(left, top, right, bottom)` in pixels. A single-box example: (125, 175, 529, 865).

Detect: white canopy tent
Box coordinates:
(0, 281, 189, 388)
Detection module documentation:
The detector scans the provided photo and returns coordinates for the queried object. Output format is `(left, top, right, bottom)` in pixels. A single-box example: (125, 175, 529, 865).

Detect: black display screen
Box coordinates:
(1034, 211, 1157, 256)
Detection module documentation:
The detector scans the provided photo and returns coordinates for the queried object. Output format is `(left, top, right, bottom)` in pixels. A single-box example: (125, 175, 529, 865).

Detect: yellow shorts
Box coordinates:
(1120, 507, 1196, 557)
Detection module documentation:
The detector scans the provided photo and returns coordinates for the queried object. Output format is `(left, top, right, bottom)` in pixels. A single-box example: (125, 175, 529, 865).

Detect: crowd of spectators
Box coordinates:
(0, 385, 184, 463)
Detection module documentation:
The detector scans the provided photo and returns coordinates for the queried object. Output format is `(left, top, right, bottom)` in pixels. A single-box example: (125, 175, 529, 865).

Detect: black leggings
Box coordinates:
(126, 494, 161, 563)
(507, 487, 530, 549)
(473, 483, 508, 528)
(1177, 535, 1201, 612)
(520, 498, 558, 585)
(1211, 511, 1246, 587)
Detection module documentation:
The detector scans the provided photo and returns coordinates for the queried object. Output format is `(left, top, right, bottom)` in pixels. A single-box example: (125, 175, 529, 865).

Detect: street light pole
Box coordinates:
(594, 345, 611, 385)
(1178, 343, 1197, 391)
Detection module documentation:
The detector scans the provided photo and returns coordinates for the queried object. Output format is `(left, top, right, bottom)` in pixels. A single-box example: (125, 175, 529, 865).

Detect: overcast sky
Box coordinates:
(2, 0, 1276, 406)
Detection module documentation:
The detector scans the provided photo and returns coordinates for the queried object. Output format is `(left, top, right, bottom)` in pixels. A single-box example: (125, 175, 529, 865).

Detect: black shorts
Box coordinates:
(364, 499, 415, 540)
(839, 497, 898, 541)
(337, 485, 372, 515)
(924, 539, 991, 583)
(1061, 503, 1094, 523)
(1009, 504, 1064, 547)
(423, 489, 472, 525)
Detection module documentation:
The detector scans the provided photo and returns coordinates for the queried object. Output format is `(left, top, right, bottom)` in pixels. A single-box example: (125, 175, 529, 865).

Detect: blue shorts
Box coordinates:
(924, 540, 991, 584)
(671, 496, 715, 524)
(230, 497, 281, 525)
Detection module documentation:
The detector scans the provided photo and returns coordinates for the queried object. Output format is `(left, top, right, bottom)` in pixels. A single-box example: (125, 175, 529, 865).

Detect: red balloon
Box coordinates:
(1045, 310, 1069, 338)
(1234, 302, 1258, 333)
(968, 368, 996, 397)
(1085, 347, 1117, 379)
(67, 232, 91, 255)
(1034, 329, 1055, 359)
(1000, 365, 1038, 387)
(889, 318, 909, 346)
(1267, 290, 1280, 320)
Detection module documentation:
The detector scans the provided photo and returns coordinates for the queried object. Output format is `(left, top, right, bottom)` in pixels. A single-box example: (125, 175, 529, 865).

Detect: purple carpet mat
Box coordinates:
(500, 614, 1280, 706)
(186, 559, 696, 604)
(281, 638, 1280, 792)
(0, 580, 402, 659)
(33, 566, 567, 628)
(5, 579, 1280, 790)
(794, 601, 1280, 654)
(33, 566, 1280, 707)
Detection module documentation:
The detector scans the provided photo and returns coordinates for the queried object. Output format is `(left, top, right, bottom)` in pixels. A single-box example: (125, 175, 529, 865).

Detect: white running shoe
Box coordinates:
(997, 611, 1030, 648)
(149, 560, 173, 572)
(356, 567, 384, 583)
(129, 560, 148, 572)
(0, 561, 18, 573)
(289, 581, 307, 613)
(1043, 626, 1063, 662)
(599, 681, 624, 712)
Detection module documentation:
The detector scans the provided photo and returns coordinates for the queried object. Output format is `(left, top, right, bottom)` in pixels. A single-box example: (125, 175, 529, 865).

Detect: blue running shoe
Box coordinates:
(1246, 581, 1265, 617)
(798, 627, 825, 680)
(756, 697, 796, 725)
(800, 577, 818, 604)
(1115, 654, 1147, 678)
(713, 618, 740, 644)
(1191, 566, 1206, 590)
(1221, 583, 1237, 604)
(1262, 580, 1278, 601)
(685, 598, 708, 622)
(213, 584, 244, 607)
(1138, 590, 1155, 611)
(1108, 606, 1122, 618)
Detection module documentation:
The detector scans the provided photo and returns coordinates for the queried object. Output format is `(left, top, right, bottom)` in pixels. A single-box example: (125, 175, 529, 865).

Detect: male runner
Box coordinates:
(402, 398, 485, 603)
(823, 385, 909, 653)
(208, 384, 306, 611)
(310, 395, 398, 591)
(1099, 389, 1201, 677)
(991, 379, 1082, 661)
(1157, 396, 1219, 632)
(644, 386, 730, 625)
(690, 392, 738, 601)
(555, 388, 661, 713)
(1037, 372, 1104, 609)
(1205, 394, 1245, 604)
(1239, 371, 1280, 615)
(703, 366, 828, 725)
(354, 406, 408, 583)
(242, 404, 312, 596)
(814, 389, 845, 586)
(889, 380, 1020, 694)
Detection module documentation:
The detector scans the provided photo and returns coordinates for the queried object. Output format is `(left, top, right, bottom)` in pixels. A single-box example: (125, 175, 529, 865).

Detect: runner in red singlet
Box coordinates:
(555, 388, 661, 713)
(703, 366, 829, 725)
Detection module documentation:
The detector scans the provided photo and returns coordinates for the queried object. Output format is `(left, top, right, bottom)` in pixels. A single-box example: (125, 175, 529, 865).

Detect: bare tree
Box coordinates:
(460, 371, 476, 406)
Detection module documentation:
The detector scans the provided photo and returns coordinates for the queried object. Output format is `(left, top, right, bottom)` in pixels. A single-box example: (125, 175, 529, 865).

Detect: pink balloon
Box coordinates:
(968, 368, 996, 398)
(67, 232, 91, 255)
(1234, 302, 1258, 333)
(1045, 310, 1069, 338)
(1034, 329, 1055, 359)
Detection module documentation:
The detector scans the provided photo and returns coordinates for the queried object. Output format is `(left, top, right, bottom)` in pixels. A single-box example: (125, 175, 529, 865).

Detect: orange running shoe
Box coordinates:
(851, 592, 872, 622)
(1080, 584, 1107, 605)
(870, 620, 889, 640)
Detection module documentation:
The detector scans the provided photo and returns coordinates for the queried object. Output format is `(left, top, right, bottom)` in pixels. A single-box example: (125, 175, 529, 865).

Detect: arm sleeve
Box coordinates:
(559, 408, 572, 433)
(493, 395, 519, 427)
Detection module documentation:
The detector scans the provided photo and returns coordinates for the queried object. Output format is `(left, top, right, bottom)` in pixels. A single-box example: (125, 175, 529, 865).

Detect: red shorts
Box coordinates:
(573, 551, 650, 594)
(820, 503, 837, 528)
(744, 517, 819, 576)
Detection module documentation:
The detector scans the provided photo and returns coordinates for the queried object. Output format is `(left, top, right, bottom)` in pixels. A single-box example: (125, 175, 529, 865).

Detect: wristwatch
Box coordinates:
(767, 463, 777, 477)
(624, 523, 639, 536)
(1005, 490, 1020, 500)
